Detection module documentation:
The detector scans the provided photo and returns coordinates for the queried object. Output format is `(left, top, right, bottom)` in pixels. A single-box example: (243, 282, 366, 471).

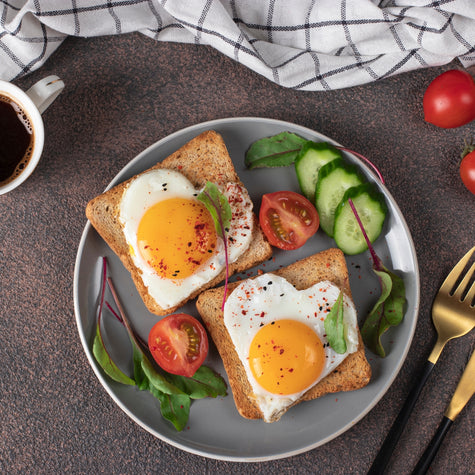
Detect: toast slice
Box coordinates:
(196, 248, 371, 422)
(86, 130, 272, 315)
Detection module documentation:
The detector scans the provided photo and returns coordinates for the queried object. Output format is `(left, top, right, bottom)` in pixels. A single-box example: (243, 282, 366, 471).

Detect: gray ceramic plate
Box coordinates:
(74, 117, 419, 462)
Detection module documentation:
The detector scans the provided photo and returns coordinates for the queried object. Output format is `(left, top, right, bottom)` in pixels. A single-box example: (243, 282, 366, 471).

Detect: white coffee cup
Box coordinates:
(0, 75, 64, 195)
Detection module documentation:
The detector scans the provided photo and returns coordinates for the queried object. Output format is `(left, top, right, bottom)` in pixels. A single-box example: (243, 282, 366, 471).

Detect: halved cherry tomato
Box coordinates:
(259, 190, 319, 250)
(148, 313, 208, 377)
(423, 70, 475, 128)
(460, 148, 475, 195)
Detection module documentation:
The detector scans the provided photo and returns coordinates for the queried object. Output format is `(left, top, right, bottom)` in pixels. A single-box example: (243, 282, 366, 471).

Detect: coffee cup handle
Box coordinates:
(26, 75, 65, 114)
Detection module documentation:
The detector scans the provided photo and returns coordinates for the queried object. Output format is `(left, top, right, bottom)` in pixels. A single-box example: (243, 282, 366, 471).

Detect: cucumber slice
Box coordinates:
(315, 159, 365, 237)
(334, 183, 387, 255)
(294, 141, 342, 202)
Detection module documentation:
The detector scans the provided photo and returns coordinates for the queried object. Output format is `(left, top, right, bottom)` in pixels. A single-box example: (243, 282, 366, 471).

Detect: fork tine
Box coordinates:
(462, 277, 475, 307)
(453, 260, 475, 301)
(464, 282, 475, 307)
(439, 245, 475, 295)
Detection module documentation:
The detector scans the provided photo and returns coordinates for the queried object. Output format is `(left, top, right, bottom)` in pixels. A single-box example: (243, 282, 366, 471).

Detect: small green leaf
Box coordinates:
(150, 387, 191, 432)
(132, 340, 149, 390)
(361, 266, 405, 357)
(191, 365, 227, 397)
(92, 323, 135, 386)
(324, 291, 347, 354)
(245, 132, 307, 168)
(92, 257, 229, 432)
(197, 181, 232, 311)
(197, 181, 231, 236)
(167, 365, 227, 399)
(141, 356, 185, 396)
(346, 199, 406, 357)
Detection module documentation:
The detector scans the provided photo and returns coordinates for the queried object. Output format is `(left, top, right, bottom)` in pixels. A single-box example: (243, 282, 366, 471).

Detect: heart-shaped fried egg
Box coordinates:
(119, 168, 253, 310)
(224, 273, 358, 422)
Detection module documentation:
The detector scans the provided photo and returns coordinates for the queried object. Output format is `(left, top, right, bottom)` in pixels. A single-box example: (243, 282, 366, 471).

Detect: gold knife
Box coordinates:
(411, 348, 475, 475)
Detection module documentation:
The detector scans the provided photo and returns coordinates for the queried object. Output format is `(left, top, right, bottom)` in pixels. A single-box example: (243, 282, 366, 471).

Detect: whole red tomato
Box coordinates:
(423, 70, 475, 128)
(460, 143, 475, 195)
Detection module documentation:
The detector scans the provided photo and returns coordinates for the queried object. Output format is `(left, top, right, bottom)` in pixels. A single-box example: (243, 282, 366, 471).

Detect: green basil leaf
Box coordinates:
(197, 181, 231, 236)
(92, 323, 135, 386)
(141, 356, 185, 396)
(191, 365, 227, 396)
(197, 181, 232, 311)
(245, 132, 307, 169)
(361, 266, 405, 357)
(324, 291, 347, 354)
(167, 365, 227, 399)
(149, 386, 191, 432)
(132, 340, 149, 390)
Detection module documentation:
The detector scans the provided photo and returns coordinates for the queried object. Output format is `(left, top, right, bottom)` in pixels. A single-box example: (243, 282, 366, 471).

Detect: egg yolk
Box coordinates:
(137, 197, 217, 279)
(249, 319, 325, 395)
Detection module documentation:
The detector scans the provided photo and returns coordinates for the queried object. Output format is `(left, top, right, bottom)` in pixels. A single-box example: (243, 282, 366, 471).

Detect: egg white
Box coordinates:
(119, 168, 254, 310)
(224, 273, 359, 422)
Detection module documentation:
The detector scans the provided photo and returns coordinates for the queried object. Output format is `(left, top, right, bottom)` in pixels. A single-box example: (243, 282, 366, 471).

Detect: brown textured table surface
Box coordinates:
(1, 33, 474, 474)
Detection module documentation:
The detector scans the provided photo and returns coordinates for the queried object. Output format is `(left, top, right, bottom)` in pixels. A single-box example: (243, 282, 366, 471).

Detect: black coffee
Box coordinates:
(0, 94, 34, 185)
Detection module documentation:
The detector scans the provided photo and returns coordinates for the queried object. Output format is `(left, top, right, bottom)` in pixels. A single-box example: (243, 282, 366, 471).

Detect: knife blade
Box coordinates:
(411, 348, 475, 475)
(444, 348, 475, 421)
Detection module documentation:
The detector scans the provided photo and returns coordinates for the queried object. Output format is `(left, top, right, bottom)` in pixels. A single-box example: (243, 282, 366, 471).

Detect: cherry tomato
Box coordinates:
(460, 149, 475, 195)
(259, 190, 319, 250)
(148, 313, 208, 377)
(423, 70, 475, 128)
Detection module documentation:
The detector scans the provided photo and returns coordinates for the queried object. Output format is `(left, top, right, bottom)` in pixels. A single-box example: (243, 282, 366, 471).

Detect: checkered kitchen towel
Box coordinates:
(1, 0, 474, 91)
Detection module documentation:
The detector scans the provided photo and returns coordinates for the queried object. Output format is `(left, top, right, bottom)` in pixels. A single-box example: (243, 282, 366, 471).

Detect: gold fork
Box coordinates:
(368, 245, 475, 475)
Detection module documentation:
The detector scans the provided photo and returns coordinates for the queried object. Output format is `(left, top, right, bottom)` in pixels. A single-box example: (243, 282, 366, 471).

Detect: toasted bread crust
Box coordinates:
(86, 130, 273, 315)
(196, 248, 372, 422)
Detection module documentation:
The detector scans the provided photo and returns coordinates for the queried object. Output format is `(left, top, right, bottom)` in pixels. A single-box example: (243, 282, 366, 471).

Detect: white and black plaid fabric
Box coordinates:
(1, 0, 474, 90)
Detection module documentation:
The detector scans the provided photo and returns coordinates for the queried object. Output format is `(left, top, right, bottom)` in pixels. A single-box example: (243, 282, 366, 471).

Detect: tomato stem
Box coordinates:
(461, 137, 475, 159)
